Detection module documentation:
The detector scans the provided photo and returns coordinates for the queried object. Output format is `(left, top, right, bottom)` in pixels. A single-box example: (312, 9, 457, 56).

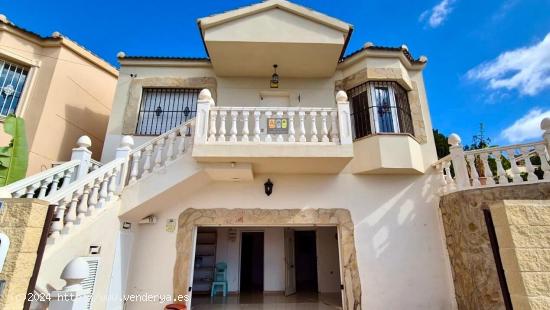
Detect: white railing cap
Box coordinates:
(541, 117, 550, 131)
(336, 90, 348, 103)
(76, 136, 91, 149)
(448, 133, 461, 146)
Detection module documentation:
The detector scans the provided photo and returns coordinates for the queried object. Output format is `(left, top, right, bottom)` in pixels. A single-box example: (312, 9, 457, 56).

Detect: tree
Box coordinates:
(0, 115, 29, 185)
(433, 129, 449, 159)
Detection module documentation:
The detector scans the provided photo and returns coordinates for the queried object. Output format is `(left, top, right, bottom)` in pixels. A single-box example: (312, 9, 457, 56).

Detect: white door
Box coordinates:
(284, 228, 296, 296)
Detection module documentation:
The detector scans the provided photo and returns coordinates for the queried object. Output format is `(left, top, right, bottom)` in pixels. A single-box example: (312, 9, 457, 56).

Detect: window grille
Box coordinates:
(349, 81, 414, 140)
(135, 88, 199, 135)
(0, 59, 29, 117)
(82, 257, 100, 310)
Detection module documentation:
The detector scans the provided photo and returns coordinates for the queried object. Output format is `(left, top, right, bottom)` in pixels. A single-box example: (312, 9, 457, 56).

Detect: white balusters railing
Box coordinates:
(193, 89, 353, 146)
(126, 120, 193, 186)
(47, 157, 126, 243)
(435, 117, 550, 195)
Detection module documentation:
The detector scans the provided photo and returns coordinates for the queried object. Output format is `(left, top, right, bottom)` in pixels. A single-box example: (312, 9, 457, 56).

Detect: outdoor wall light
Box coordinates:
(270, 64, 279, 88)
(264, 178, 273, 196)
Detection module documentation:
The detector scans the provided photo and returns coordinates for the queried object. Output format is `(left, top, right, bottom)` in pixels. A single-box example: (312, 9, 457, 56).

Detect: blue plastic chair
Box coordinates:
(210, 262, 228, 297)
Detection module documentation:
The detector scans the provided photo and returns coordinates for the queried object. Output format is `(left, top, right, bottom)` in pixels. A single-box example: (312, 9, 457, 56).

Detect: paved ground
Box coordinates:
(191, 292, 342, 309)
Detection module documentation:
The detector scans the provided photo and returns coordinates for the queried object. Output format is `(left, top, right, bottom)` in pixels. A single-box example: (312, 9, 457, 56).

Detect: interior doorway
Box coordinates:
(239, 232, 264, 292)
(295, 230, 318, 292)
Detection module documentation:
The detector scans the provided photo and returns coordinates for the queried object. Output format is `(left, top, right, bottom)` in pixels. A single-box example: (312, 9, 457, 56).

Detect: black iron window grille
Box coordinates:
(135, 88, 200, 135)
(348, 81, 414, 140)
(0, 59, 29, 117)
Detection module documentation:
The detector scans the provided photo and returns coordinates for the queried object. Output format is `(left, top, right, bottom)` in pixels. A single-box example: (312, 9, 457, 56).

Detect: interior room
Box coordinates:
(191, 226, 342, 309)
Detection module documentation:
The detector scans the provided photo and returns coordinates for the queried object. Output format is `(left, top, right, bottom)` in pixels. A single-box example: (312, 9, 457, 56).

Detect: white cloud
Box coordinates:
(501, 108, 550, 143)
(467, 33, 550, 96)
(419, 0, 456, 28)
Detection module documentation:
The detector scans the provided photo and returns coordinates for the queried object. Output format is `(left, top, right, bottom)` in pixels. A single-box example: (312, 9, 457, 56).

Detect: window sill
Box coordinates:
(353, 132, 420, 144)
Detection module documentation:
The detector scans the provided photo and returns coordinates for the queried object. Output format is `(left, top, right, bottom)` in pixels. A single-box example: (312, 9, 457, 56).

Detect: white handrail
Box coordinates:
(131, 119, 193, 154)
(0, 160, 80, 198)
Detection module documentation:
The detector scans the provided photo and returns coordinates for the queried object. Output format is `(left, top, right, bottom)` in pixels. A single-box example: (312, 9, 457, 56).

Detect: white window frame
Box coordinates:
(368, 83, 400, 134)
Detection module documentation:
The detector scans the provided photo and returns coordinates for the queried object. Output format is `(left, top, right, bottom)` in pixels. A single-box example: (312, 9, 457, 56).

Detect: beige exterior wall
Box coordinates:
(0, 199, 49, 310)
(491, 200, 550, 310)
(0, 21, 118, 175)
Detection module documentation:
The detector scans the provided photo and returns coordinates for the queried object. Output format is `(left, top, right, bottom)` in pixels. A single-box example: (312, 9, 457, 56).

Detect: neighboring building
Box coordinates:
(0, 14, 118, 175)
(1, 1, 550, 310)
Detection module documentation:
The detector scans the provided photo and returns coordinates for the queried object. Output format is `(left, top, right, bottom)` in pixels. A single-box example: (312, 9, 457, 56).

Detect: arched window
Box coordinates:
(348, 81, 414, 140)
(0, 233, 10, 272)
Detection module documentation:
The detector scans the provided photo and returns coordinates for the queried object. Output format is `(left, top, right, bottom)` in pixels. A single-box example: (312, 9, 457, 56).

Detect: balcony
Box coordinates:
(192, 90, 354, 174)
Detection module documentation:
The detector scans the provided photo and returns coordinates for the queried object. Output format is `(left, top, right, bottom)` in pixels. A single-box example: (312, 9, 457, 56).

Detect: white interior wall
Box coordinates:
(214, 227, 285, 292)
(316, 227, 341, 293)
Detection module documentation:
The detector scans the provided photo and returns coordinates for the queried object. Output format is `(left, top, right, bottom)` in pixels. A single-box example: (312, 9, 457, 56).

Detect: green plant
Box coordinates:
(0, 115, 28, 186)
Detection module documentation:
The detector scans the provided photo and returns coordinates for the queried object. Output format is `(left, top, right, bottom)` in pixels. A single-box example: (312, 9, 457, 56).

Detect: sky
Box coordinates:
(2, 0, 550, 146)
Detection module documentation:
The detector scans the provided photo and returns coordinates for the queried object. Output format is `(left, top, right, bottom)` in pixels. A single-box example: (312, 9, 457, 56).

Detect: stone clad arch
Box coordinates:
(173, 208, 362, 310)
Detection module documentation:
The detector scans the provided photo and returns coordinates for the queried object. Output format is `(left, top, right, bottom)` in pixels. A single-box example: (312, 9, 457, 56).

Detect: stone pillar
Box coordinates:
(448, 133, 470, 189)
(194, 89, 214, 145)
(49, 257, 89, 310)
(114, 135, 134, 193)
(335, 90, 353, 145)
(70, 136, 92, 180)
(0, 199, 50, 310)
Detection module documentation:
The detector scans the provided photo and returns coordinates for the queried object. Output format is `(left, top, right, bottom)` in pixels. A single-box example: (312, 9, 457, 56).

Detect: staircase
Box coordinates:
(0, 116, 198, 309)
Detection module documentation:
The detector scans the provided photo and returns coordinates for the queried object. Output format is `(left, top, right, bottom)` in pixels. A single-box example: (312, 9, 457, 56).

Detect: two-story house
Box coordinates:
(9, 1, 550, 310)
(0, 15, 118, 175)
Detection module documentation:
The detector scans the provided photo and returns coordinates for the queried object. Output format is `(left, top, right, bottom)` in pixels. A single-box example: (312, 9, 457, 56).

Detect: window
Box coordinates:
(349, 81, 414, 140)
(0, 59, 29, 117)
(135, 88, 199, 135)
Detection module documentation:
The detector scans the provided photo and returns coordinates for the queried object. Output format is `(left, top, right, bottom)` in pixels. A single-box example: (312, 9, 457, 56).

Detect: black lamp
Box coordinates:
(270, 64, 279, 88)
(264, 179, 273, 196)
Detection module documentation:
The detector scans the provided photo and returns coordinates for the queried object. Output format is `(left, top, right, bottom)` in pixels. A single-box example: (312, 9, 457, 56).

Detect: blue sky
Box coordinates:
(2, 0, 550, 146)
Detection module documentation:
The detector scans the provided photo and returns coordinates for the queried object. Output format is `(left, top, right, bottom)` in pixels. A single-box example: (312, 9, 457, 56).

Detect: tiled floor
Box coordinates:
(192, 292, 342, 309)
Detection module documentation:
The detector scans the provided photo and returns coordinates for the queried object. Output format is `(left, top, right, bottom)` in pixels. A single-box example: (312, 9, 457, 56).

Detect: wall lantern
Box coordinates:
(270, 64, 279, 88)
(264, 178, 273, 196)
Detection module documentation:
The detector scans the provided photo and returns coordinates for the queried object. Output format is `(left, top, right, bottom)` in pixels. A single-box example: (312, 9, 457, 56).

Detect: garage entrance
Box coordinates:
(190, 226, 342, 309)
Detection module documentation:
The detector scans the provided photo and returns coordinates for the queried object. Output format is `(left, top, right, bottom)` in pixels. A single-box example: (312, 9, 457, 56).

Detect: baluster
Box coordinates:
(108, 167, 119, 200)
(177, 124, 187, 155)
(128, 150, 141, 184)
(208, 110, 218, 142)
(265, 111, 272, 143)
(520, 147, 538, 182)
(77, 184, 91, 223)
(288, 111, 296, 142)
(493, 151, 509, 184)
(97, 174, 109, 209)
(153, 138, 165, 170)
(217, 111, 227, 142)
(479, 153, 495, 186)
(229, 111, 238, 143)
(13, 188, 26, 198)
(253, 111, 261, 142)
(436, 163, 448, 195)
(330, 111, 339, 143)
(299, 111, 306, 142)
(50, 200, 67, 240)
(60, 167, 74, 190)
(50, 173, 63, 195)
(320, 111, 329, 142)
(535, 144, 550, 180)
(506, 149, 523, 183)
(37, 177, 53, 199)
(310, 111, 318, 142)
(166, 132, 177, 162)
(241, 111, 250, 142)
(142, 145, 153, 176)
(62, 194, 78, 234)
(466, 154, 481, 187)
(443, 161, 455, 190)
(87, 179, 100, 216)
(275, 111, 284, 142)
(25, 183, 40, 198)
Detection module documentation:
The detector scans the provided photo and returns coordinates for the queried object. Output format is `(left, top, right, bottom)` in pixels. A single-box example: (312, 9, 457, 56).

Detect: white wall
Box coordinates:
(122, 172, 455, 310)
(316, 227, 341, 293)
(214, 227, 285, 292)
